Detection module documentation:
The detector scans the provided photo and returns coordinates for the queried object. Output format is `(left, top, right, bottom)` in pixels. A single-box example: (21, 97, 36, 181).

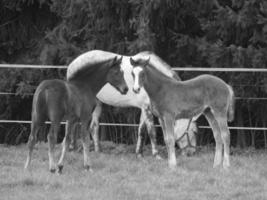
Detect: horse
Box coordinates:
(67, 50, 197, 158)
(24, 55, 128, 173)
(130, 56, 235, 169)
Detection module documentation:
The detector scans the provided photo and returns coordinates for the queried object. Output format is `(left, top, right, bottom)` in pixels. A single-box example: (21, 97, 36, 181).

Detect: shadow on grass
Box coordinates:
(1, 177, 44, 188)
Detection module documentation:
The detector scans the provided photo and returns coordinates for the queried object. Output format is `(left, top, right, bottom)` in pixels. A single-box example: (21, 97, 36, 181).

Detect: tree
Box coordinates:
(0, 0, 267, 147)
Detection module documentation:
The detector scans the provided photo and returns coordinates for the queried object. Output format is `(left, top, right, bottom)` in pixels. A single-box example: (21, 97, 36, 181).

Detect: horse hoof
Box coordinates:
(94, 149, 101, 153)
(94, 146, 101, 153)
(213, 163, 221, 169)
(69, 144, 75, 152)
(24, 166, 31, 172)
(84, 165, 93, 172)
(154, 153, 163, 160)
(50, 168, 56, 173)
(169, 165, 177, 171)
(136, 153, 143, 159)
(181, 151, 193, 157)
(57, 165, 64, 174)
(223, 163, 230, 170)
(24, 165, 29, 171)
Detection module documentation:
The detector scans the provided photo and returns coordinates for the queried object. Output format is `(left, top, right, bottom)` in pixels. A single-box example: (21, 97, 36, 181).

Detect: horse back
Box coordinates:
(32, 79, 69, 123)
(184, 74, 234, 116)
(182, 74, 230, 94)
(159, 74, 233, 118)
(67, 50, 118, 80)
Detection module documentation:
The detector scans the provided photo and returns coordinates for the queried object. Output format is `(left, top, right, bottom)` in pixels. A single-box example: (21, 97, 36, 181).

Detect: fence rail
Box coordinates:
(0, 64, 267, 132)
(1, 64, 267, 72)
(0, 120, 267, 131)
(0, 64, 67, 69)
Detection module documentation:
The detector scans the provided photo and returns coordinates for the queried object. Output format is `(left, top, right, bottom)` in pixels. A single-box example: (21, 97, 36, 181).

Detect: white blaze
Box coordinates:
(132, 66, 143, 92)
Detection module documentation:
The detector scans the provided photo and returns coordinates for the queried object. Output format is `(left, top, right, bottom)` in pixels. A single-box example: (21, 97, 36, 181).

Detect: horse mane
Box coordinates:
(133, 51, 181, 81)
(67, 50, 120, 80)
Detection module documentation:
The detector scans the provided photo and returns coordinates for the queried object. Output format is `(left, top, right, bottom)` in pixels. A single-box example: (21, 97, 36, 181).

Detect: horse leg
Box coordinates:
(204, 110, 223, 168)
(136, 110, 146, 158)
(163, 115, 177, 169)
(144, 108, 161, 159)
(90, 101, 102, 152)
(24, 121, 43, 170)
(47, 121, 60, 173)
(69, 122, 79, 151)
(81, 120, 93, 171)
(57, 119, 75, 173)
(216, 116, 231, 169)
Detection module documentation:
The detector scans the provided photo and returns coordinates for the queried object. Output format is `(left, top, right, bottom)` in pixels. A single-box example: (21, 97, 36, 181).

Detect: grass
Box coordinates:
(0, 142, 267, 200)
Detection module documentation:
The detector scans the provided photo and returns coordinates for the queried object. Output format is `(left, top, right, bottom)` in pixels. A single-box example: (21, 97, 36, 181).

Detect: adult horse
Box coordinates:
(24, 55, 128, 173)
(130, 56, 235, 169)
(67, 51, 197, 158)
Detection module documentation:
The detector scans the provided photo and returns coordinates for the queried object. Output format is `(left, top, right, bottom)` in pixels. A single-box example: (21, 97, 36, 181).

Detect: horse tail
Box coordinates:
(31, 81, 48, 124)
(227, 85, 235, 122)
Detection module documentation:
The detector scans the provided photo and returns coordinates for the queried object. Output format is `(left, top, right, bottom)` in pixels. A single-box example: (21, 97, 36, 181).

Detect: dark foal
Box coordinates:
(130, 57, 235, 169)
(25, 56, 128, 173)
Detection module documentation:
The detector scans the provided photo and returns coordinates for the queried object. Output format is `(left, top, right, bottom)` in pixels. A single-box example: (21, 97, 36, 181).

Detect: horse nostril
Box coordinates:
(133, 87, 140, 94)
(123, 87, 128, 94)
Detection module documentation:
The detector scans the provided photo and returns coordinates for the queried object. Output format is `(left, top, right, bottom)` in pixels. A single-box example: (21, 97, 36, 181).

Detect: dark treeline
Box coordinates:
(0, 0, 267, 148)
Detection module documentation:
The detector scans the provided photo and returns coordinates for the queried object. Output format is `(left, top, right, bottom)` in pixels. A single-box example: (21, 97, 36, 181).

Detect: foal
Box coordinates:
(130, 57, 235, 169)
(25, 56, 128, 173)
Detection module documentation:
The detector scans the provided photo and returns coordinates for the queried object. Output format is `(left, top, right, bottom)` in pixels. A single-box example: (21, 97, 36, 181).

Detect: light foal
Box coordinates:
(130, 57, 235, 169)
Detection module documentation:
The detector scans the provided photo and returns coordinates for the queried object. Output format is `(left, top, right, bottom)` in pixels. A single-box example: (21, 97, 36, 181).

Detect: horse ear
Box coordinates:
(145, 56, 150, 66)
(117, 56, 123, 64)
(112, 56, 118, 64)
(112, 56, 123, 65)
(130, 57, 137, 66)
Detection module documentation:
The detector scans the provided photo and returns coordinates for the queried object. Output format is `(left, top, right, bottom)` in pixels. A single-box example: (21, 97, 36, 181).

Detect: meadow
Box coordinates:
(0, 142, 267, 200)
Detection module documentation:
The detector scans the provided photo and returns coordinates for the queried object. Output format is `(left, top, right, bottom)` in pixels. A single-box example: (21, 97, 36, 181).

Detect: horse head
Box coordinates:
(107, 56, 129, 95)
(130, 56, 150, 94)
(133, 51, 181, 81)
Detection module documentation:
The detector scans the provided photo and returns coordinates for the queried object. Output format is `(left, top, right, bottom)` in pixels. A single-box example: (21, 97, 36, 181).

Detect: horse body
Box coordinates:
(25, 55, 128, 173)
(130, 57, 234, 169)
(149, 74, 231, 119)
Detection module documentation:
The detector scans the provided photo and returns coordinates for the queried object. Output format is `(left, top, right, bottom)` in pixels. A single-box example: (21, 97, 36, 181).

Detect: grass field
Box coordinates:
(0, 142, 267, 200)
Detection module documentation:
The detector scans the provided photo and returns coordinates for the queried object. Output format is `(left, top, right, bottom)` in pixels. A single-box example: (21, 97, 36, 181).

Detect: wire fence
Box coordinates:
(1, 63, 267, 72)
(0, 63, 267, 132)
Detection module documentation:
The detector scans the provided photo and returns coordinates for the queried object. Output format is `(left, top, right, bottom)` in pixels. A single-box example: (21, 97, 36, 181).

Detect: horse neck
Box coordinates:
(70, 64, 110, 95)
(149, 57, 181, 81)
(143, 65, 174, 99)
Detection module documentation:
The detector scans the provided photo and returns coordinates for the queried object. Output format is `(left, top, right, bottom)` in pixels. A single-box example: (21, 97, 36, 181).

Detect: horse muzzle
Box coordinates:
(133, 87, 141, 94)
(121, 86, 129, 95)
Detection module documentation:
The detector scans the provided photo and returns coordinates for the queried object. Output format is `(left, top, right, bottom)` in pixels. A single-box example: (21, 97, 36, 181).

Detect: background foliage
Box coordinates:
(0, 0, 267, 148)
